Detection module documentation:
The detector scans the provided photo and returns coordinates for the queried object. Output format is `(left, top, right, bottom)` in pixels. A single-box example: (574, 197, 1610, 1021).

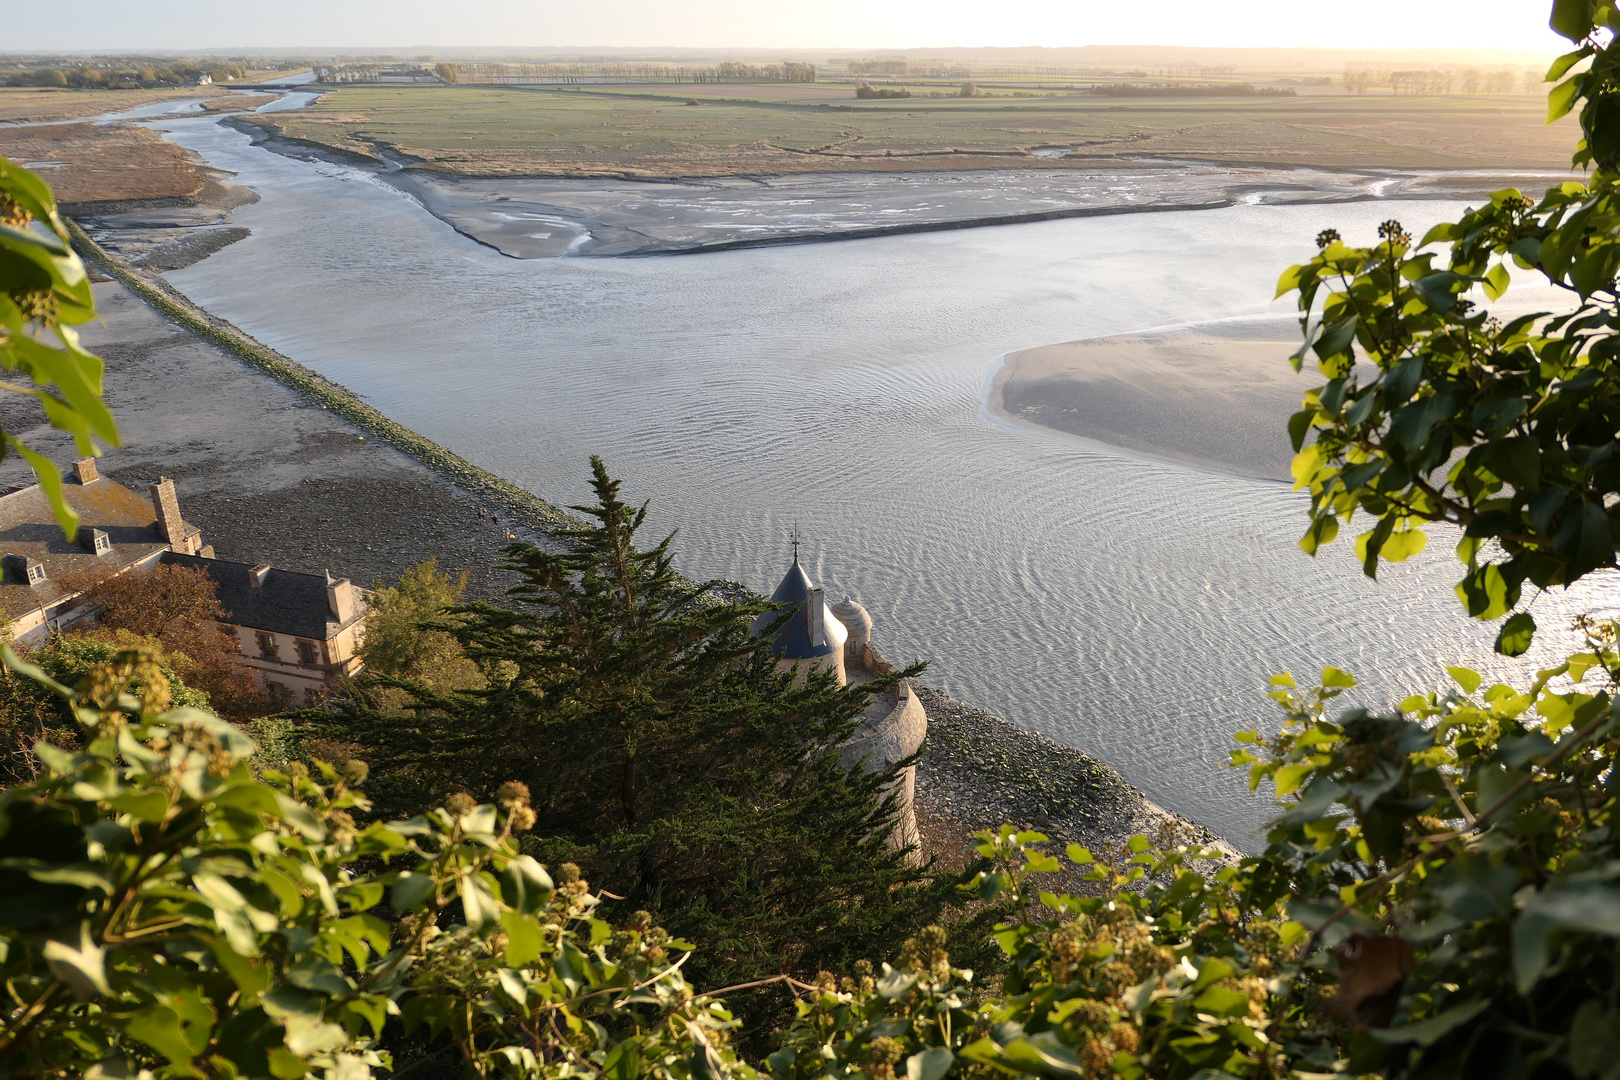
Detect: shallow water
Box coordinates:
(153, 115, 1616, 846)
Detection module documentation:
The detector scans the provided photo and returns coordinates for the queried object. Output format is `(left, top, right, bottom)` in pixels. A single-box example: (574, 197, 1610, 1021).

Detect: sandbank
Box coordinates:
(989, 319, 1308, 480)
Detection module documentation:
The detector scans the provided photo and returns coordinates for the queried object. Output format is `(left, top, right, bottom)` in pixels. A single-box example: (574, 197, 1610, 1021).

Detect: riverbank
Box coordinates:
(44, 237, 1230, 857)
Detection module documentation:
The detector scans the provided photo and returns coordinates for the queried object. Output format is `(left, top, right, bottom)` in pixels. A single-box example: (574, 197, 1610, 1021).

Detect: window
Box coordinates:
(296, 640, 319, 667)
(257, 632, 277, 659)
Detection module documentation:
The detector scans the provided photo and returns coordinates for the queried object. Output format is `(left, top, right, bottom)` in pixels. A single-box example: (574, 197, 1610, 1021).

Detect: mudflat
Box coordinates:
(990, 321, 1309, 480)
(386, 163, 1570, 257)
(0, 282, 529, 601)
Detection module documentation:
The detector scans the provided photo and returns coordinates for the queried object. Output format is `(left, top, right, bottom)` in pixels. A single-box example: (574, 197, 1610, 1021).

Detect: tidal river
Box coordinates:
(149, 114, 1613, 845)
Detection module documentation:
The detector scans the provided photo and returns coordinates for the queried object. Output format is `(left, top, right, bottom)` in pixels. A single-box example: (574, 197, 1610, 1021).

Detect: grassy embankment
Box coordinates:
(64, 220, 579, 536)
(249, 83, 1577, 177)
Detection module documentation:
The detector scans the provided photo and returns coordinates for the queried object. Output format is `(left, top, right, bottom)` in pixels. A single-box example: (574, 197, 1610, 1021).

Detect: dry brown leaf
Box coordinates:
(1326, 931, 1414, 1029)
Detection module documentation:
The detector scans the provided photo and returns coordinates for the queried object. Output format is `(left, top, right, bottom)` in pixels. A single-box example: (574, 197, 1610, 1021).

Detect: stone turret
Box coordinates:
(758, 555, 926, 862)
(751, 551, 847, 686)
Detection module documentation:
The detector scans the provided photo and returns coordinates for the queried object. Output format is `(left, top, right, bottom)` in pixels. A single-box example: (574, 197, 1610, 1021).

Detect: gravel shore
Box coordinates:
(912, 687, 1235, 882)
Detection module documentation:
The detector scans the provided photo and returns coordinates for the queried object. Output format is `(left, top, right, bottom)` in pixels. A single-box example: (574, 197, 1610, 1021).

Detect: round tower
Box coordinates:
(829, 596, 872, 672)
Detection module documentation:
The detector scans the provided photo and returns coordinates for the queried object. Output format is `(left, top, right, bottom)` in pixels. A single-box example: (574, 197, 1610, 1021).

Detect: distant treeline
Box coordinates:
(855, 82, 912, 99)
(432, 60, 816, 84)
(3, 59, 246, 88)
(1089, 83, 1297, 97)
(1342, 66, 1534, 94)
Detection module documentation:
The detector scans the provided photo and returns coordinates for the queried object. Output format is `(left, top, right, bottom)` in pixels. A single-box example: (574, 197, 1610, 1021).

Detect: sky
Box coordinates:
(9, 0, 1570, 54)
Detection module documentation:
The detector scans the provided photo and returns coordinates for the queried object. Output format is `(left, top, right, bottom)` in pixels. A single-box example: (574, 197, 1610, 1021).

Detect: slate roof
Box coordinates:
(162, 553, 367, 640)
(752, 557, 839, 661)
(0, 479, 169, 620)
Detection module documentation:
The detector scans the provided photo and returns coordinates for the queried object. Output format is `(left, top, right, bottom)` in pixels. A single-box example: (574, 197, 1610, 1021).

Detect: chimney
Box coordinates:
(804, 585, 825, 646)
(149, 477, 183, 546)
(249, 564, 271, 588)
(73, 458, 98, 485)
(325, 570, 355, 623)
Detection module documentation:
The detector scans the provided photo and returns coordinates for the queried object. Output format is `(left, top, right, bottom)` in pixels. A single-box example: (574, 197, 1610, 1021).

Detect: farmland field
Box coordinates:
(251, 83, 1578, 177)
(0, 86, 250, 124)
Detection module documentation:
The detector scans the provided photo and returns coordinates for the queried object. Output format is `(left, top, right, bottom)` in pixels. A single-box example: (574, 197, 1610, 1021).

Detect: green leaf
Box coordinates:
(1413, 271, 1465, 312)
(1548, 46, 1593, 82)
(1314, 316, 1358, 361)
(1322, 667, 1358, 689)
(1287, 408, 1313, 452)
(604, 1038, 644, 1080)
(500, 909, 544, 968)
(125, 1007, 200, 1071)
(1484, 262, 1512, 301)
(1370, 998, 1491, 1046)
(390, 871, 435, 912)
(1552, 0, 1597, 42)
(1191, 956, 1234, 991)
(1274, 762, 1316, 798)
(1550, 75, 1584, 122)
(1568, 1001, 1620, 1079)
(500, 855, 553, 913)
(1456, 564, 1513, 620)
(1495, 612, 1537, 657)
(1191, 985, 1253, 1017)
(907, 1047, 956, 1080)
(42, 922, 109, 999)
(1447, 666, 1482, 695)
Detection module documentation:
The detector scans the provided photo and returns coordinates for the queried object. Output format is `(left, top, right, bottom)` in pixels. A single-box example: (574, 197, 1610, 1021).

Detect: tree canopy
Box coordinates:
(328, 457, 947, 1028)
(1280, 2, 1620, 654)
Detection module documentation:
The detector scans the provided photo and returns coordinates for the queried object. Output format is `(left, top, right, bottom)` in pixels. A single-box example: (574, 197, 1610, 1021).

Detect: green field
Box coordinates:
(259, 83, 1578, 177)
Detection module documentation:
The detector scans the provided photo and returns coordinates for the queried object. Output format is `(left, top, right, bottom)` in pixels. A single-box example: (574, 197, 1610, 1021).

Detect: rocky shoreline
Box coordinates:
(912, 688, 1235, 879)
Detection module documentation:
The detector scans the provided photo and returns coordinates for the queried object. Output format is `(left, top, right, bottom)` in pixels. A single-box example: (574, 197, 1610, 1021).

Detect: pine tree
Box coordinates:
(337, 456, 948, 1018)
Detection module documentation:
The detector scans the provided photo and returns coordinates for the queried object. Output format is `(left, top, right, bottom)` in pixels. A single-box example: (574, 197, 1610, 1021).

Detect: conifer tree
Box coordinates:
(337, 456, 947, 1015)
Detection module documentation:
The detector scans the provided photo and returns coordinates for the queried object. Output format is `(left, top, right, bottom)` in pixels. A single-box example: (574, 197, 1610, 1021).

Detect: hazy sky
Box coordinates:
(12, 0, 1569, 53)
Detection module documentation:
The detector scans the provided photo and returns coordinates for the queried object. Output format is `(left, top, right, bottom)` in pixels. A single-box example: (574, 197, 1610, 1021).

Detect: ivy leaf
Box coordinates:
(907, 1047, 956, 1080)
(42, 922, 109, 1000)
(1495, 612, 1537, 657)
(1370, 998, 1492, 1046)
(1551, 0, 1597, 42)
(1413, 272, 1465, 312)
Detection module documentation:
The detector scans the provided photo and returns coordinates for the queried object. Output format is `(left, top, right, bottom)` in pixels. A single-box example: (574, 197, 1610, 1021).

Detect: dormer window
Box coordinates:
(79, 528, 110, 556)
(3, 554, 44, 587)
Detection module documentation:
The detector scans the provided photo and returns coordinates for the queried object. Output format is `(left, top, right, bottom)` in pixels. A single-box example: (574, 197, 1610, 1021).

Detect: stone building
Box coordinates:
(161, 555, 367, 705)
(0, 459, 367, 703)
(754, 552, 927, 857)
(0, 459, 209, 644)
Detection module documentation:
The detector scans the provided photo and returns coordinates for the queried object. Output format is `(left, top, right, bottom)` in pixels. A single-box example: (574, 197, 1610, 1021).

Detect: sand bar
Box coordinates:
(990, 319, 1310, 480)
